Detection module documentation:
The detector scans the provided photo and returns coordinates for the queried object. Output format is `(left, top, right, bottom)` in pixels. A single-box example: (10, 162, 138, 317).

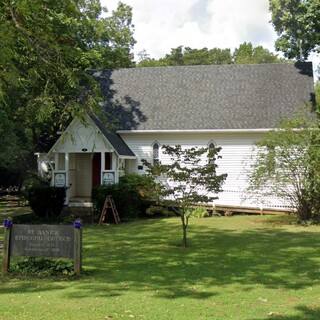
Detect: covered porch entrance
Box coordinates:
(37, 114, 136, 206)
(53, 151, 117, 204)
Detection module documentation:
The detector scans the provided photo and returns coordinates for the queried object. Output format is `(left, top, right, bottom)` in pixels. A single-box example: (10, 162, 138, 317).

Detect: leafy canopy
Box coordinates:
(248, 114, 320, 222)
(142, 145, 227, 246)
(0, 0, 135, 170)
(137, 42, 283, 67)
(233, 42, 282, 64)
(270, 0, 320, 59)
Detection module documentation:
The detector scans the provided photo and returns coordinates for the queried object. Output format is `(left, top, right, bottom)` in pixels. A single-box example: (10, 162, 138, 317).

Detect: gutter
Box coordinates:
(117, 128, 315, 134)
(117, 129, 273, 134)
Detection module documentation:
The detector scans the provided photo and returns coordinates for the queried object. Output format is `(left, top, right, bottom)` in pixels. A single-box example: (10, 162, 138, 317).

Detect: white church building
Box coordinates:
(36, 62, 316, 213)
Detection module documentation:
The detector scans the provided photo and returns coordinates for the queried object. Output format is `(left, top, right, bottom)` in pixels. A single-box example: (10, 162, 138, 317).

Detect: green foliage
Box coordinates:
(270, 0, 320, 59)
(0, 0, 135, 170)
(0, 109, 27, 169)
(137, 45, 232, 67)
(146, 205, 174, 216)
(11, 257, 75, 277)
(163, 46, 232, 66)
(143, 145, 227, 207)
(248, 114, 320, 222)
(186, 207, 209, 218)
(233, 42, 283, 64)
(23, 172, 50, 190)
(91, 174, 151, 221)
(26, 185, 65, 219)
(142, 145, 227, 246)
(137, 43, 283, 67)
(315, 81, 320, 113)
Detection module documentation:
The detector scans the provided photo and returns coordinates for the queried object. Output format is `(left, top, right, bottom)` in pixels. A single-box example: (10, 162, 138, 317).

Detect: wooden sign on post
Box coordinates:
(2, 220, 82, 276)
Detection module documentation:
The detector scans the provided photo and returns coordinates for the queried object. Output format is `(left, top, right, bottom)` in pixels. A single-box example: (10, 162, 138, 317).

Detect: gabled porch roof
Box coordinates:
(90, 115, 135, 158)
(48, 114, 136, 158)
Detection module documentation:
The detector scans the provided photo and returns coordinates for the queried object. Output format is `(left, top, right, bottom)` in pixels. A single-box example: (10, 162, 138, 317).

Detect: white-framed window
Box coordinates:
(208, 141, 216, 164)
(152, 141, 160, 164)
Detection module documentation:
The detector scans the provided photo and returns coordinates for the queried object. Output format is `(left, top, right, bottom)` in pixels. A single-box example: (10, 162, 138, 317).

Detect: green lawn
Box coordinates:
(0, 196, 31, 218)
(1, 214, 320, 319)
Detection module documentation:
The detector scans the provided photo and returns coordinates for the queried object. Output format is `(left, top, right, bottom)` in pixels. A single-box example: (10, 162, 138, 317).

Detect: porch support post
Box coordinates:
(65, 153, 69, 183)
(55, 153, 59, 169)
(113, 153, 119, 183)
(53, 153, 59, 186)
(65, 153, 69, 204)
(101, 152, 105, 185)
(2, 227, 11, 275)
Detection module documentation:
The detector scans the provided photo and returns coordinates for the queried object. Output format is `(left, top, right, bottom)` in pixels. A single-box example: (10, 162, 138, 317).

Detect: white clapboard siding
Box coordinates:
(120, 131, 292, 209)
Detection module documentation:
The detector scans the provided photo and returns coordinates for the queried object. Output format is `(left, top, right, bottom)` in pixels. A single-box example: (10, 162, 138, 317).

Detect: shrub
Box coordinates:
(248, 116, 320, 223)
(26, 185, 65, 219)
(11, 257, 75, 277)
(23, 172, 50, 190)
(224, 210, 233, 217)
(185, 207, 209, 218)
(92, 174, 151, 221)
(146, 205, 174, 217)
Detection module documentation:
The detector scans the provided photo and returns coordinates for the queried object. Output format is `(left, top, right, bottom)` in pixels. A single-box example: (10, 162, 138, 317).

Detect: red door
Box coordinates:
(92, 153, 101, 187)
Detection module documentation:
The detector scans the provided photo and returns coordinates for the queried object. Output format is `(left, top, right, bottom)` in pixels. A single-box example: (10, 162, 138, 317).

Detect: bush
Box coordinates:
(146, 205, 174, 216)
(23, 172, 50, 190)
(11, 257, 75, 277)
(26, 185, 65, 219)
(92, 174, 151, 221)
(185, 207, 210, 218)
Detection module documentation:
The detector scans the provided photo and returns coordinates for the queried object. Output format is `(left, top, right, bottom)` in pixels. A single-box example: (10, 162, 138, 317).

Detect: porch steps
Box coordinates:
(62, 198, 94, 223)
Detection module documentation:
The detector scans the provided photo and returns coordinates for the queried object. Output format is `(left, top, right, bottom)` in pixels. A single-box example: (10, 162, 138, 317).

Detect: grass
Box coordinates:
(0, 195, 32, 219)
(1, 211, 320, 319)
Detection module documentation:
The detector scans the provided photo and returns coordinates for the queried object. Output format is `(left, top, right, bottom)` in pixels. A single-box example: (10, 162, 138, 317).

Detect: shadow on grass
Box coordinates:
(0, 278, 71, 294)
(64, 217, 320, 300)
(251, 305, 320, 320)
(1, 216, 320, 304)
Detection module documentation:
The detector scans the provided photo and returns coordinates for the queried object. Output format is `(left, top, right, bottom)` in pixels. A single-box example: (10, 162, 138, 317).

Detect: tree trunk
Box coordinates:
(181, 215, 188, 247)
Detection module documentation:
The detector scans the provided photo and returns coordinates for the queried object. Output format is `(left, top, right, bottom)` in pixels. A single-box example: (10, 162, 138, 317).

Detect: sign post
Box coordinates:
(73, 224, 82, 275)
(2, 226, 11, 275)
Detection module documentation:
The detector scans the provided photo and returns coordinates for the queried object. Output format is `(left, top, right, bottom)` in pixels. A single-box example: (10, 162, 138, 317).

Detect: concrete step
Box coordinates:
(62, 205, 95, 223)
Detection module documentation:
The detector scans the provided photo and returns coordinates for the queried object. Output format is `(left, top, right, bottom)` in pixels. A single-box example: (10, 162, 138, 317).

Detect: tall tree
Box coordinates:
(233, 42, 282, 64)
(269, 0, 320, 60)
(136, 49, 169, 67)
(137, 46, 232, 67)
(0, 0, 135, 171)
(137, 43, 282, 68)
(164, 46, 185, 66)
(183, 47, 232, 65)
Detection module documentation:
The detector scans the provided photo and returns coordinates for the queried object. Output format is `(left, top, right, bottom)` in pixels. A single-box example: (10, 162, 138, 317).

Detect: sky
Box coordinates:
(101, 0, 319, 76)
(102, 0, 278, 59)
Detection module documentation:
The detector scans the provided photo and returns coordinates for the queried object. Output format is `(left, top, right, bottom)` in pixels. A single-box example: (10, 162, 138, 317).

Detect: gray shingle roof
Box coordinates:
(92, 62, 315, 131)
(90, 115, 135, 157)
